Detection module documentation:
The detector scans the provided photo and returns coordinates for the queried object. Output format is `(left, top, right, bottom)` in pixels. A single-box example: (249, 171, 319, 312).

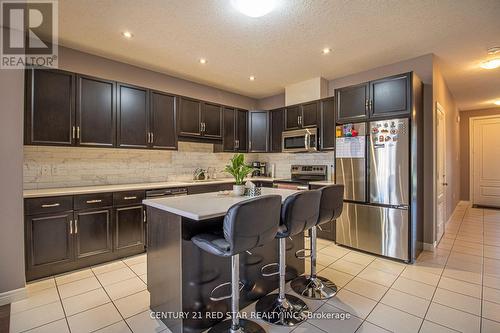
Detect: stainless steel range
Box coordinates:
(273, 165, 327, 190)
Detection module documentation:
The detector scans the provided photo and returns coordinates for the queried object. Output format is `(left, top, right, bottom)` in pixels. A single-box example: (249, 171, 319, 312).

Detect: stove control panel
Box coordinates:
(291, 165, 327, 176)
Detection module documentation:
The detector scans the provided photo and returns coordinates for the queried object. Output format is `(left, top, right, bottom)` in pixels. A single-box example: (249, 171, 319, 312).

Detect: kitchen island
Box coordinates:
(143, 188, 305, 333)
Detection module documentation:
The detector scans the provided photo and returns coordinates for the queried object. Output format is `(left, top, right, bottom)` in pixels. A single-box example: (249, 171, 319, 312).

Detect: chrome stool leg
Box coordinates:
(255, 238, 309, 326)
(209, 254, 265, 333)
(290, 226, 337, 299)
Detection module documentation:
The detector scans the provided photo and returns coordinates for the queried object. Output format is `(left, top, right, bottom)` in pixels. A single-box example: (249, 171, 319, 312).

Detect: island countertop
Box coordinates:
(143, 188, 298, 220)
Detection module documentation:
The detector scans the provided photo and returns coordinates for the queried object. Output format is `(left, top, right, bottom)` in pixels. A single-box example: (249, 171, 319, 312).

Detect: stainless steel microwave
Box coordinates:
(282, 128, 318, 153)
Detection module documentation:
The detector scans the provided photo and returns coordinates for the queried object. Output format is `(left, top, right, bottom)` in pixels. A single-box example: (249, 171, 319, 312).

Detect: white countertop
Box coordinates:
(23, 177, 278, 198)
(309, 180, 336, 186)
(143, 188, 298, 220)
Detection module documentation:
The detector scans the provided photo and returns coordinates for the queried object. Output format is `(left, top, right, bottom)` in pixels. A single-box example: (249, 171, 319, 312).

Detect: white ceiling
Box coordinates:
(58, 0, 500, 110)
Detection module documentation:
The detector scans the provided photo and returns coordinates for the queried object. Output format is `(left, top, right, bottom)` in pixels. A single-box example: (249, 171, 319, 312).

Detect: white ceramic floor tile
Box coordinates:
(391, 276, 436, 300)
(442, 267, 482, 285)
(326, 289, 377, 319)
(482, 318, 500, 333)
(425, 302, 480, 333)
(292, 322, 326, 333)
(92, 261, 128, 275)
(483, 274, 500, 290)
(123, 254, 147, 267)
(139, 274, 148, 285)
(357, 267, 398, 287)
(432, 288, 481, 315)
(318, 245, 350, 259)
(419, 320, 459, 333)
(483, 286, 500, 304)
(316, 267, 354, 288)
(400, 266, 441, 286)
(26, 278, 56, 293)
(343, 277, 388, 301)
(10, 287, 60, 314)
(368, 258, 406, 275)
(437, 276, 482, 298)
(67, 302, 122, 333)
(55, 268, 94, 285)
(307, 303, 363, 333)
(355, 321, 391, 333)
(129, 262, 147, 276)
(94, 321, 132, 333)
(9, 301, 65, 333)
(23, 319, 69, 333)
(342, 252, 375, 266)
(366, 303, 422, 333)
(105, 277, 147, 300)
(316, 253, 338, 267)
(329, 259, 366, 275)
(62, 287, 111, 316)
(482, 299, 500, 322)
(114, 290, 151, 318)
(126, 310, 168, 333)
(380, 289, 429, 318)
(57, 276, 101, 299)
(96, 267, 136, 286)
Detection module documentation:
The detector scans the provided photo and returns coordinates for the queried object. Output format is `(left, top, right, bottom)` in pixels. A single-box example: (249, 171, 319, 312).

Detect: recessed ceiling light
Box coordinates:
(480, 58, 500, 69)
(494, 100, 500, 106)
(121, 31, 133, 39)
(199, 58, 207, 64)
(249, 76, 256, 81)
(322, 48, 332, 55)
(231, 0, 276, 18)
(487, 47, 500, 55)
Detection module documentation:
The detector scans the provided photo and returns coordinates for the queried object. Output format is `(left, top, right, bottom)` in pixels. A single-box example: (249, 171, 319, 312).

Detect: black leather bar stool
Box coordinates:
(192, 195, 282, 333)
(291, 184, 344, 299)
(255, 190, 322, 326)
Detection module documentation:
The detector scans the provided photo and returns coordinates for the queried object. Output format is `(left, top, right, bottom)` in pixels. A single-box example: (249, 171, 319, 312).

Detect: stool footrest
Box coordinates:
(209, 281, 244, 302)
(261, 263, 280, 277)
(294, 248, 311, 260)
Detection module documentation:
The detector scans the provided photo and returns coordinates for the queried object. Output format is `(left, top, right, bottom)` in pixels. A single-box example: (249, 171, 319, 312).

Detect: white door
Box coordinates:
(472, 117, 500, 207)
(436, 105, 446, 242)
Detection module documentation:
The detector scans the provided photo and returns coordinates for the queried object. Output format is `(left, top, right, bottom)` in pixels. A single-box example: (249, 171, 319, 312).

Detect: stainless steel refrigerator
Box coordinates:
(335, 116, 423, 262)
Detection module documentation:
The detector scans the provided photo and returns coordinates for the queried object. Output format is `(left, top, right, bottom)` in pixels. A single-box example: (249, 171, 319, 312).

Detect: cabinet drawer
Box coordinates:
(25, 196, 73, 215)
(113, 190, 145, 206)
(74, 193, 113, 210)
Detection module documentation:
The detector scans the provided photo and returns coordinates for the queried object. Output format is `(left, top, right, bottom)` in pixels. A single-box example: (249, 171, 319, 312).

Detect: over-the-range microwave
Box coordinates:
(282, 128, 318, 153)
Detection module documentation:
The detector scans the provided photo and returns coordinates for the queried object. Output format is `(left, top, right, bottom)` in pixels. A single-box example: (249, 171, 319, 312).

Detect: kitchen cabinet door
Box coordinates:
(301, 101, 319, 128)
(202, 102, 222, 139)
(269, 108, 284, 152)
(114, 205, 145, 251)
(25, 69, 75, 146)
(76, 75, 115, 147)
(320, 98, 335, 150)
(117, 84, 149, 148)
(25, 212, 74, 271)
(336, 83, 368, 122)
(74, 209, 112, 259)
(369, 73, 410, 118)
(222, 107, 236, 151)
(316, 221, 336, 241)
(150, 91, 177, 149)
(249, 111, 269, 152)
(236, 109, 248, 152)
(284, 105, 300, 130)
(178, 97, 202, 137)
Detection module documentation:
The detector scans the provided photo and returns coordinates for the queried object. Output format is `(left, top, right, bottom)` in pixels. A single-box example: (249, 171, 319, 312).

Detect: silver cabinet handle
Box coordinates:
(75, 220, 78, 234)
(86, 199, 102, 204)
(69, 220, 73, 234)
(365, 99, 369, 111)
(151, 132, 154, 143)
(72, 126, 76, 139)
(124, 196, 137, 200)
(42, 203, 60, 208)
(76, 126, 80, 139)
(369, 100, 373, 111)
(143, 209, 146, 223)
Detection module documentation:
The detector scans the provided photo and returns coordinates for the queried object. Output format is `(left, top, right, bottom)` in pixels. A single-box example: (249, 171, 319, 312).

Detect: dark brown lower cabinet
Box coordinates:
(114, 205, 145, 252)
(74, 208, 112, 259)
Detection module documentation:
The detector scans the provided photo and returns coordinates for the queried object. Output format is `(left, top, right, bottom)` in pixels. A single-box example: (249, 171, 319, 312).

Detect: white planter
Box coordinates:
(233, 185, 246, 196)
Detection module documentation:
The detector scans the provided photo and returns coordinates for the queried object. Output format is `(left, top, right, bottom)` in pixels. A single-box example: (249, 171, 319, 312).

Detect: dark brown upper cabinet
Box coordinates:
(117, 84, 149, 149)
(76, 75, 116, 147)
(269, 108, 284, 153)
(25, 68, 75, 146)
(248, 110, 269, 152)
(336, 83, 369, 123)
(202, 102, 222, 139)
(320, 98, 335, 150)
(369, 73, 411, 118)
(284, 105, 300, 130)
(150, 91, 177, 150)
(178, 97, 202, 137)
(220, 108, 248, 152)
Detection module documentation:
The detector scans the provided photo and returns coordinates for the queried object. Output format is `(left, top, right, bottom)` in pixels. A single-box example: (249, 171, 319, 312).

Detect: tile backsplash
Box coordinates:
(23, 142, 335, 189)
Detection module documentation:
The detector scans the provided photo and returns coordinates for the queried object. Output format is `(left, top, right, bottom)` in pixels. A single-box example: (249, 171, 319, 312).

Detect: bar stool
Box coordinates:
(291, 184, 344, 299)
(255, 190, 322, 326)
(191, 195, 282, 333)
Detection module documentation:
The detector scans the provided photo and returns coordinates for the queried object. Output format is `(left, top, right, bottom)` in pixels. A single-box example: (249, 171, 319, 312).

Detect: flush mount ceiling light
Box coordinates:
(231, 0, 276, 17)
(322, 48, 332, 55)
(121, 31, 133, 39)
(494, 100, 500, 106)
(199, 58, 207, 64)
(249, 75, 256, 81)
(481, 58, 500, 69)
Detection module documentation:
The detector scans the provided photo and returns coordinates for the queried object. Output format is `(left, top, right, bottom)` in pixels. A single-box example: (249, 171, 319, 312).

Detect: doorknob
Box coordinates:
(442, 183, 448, 186)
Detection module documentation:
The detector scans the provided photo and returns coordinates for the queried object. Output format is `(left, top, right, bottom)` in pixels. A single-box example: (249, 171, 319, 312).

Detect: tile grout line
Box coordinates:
(54, 278, 72, 333)
(480, 208, 485, 333)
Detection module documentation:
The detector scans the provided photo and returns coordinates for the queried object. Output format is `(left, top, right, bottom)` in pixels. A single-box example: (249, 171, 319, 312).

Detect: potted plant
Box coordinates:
(224, 153, 255, 196)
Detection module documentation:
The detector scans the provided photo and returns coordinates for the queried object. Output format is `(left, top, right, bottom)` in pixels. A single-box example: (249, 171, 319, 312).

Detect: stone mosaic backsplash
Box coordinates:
(23, 142, 335, 189)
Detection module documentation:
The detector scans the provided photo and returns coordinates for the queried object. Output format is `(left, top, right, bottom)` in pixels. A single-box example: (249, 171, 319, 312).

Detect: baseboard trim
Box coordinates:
(0, 287, 26, 306)
(423, 242, 436, 251)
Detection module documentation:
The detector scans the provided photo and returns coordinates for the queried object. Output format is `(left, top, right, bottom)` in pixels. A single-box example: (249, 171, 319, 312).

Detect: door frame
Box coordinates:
(435, 102, 446, 243)
(469, 114, 500, 206)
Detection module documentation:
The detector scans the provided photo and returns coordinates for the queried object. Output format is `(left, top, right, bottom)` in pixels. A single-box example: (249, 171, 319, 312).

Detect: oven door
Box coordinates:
(282, 128, 317, 153)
